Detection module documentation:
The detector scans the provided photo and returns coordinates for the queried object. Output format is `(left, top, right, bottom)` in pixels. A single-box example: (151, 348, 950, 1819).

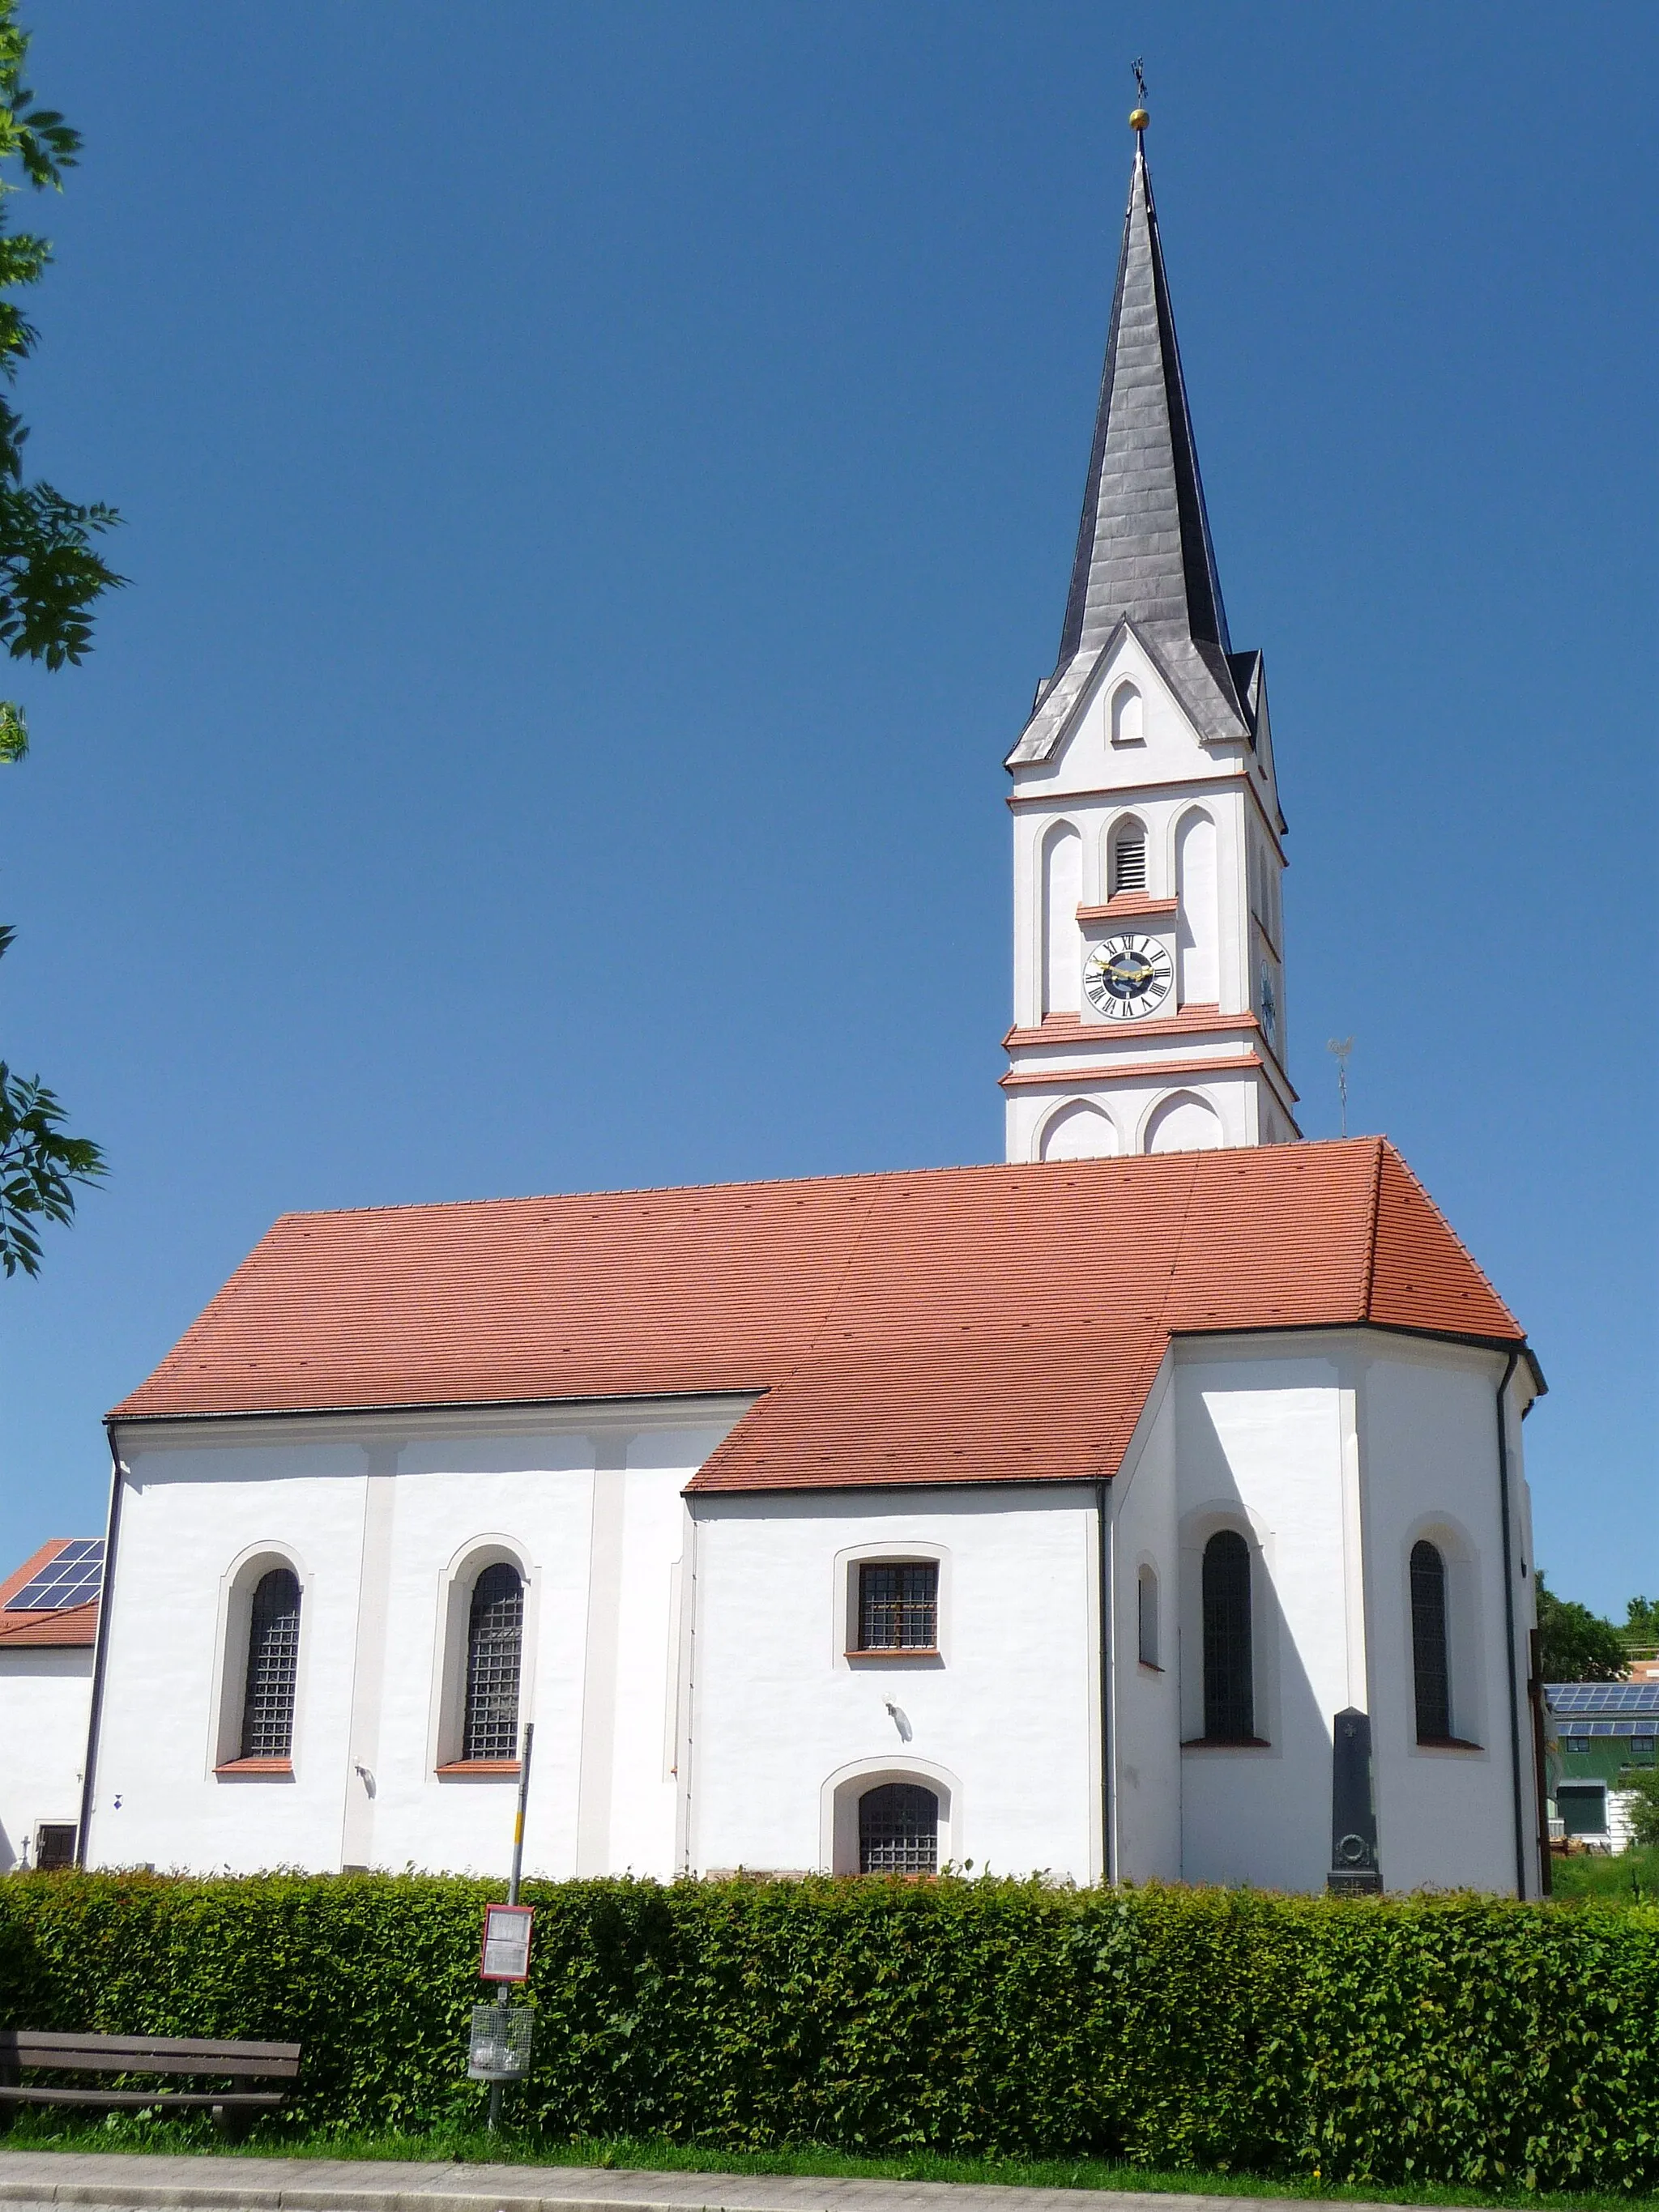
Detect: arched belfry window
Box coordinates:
(1111, 818, 1148, 897)
(463, 1562, 524, 1762)
(1201, 1531, 1254, 1741)
(1410, 1540, 1452, 1743)
(240, 1568, 301, 1760)
(859, 1782, 938, 1873)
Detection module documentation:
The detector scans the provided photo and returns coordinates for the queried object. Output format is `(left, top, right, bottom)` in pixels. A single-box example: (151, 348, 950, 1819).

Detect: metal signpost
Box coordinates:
(469, 1722, 535, 2129)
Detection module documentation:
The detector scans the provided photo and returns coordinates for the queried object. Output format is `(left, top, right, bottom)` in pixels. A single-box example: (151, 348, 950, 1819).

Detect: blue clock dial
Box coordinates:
(1083, 934, 1174, 1020)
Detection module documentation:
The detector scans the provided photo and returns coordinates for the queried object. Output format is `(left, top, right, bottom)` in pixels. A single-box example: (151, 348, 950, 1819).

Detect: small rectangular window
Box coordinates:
(34, 1824, 76, 1872)
(857, 1561, 938, 1652)
(1631, 1737, 1656, 1766)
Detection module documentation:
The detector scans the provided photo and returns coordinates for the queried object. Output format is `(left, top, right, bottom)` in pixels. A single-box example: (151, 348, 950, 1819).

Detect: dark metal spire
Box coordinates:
(1052, 127, 1246, 730)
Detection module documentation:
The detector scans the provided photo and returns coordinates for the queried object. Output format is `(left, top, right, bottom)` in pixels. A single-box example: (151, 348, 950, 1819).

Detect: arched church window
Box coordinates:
(1410, 1540, 1452, 1743)
(858, 1781, 938, 1874)
(240, 1568, 301, 1760)
(1201, 1530, 1254, 1741)
(1111, 682, 1145, 746)
(1110, 818, 1147, 897)
(462, 1562, 524, 1762)
(1137, 1563, 1159, 1668)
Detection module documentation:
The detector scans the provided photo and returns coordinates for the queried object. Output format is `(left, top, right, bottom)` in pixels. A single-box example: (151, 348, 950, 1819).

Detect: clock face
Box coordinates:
(1083, 935, 1174, 1021)
(1259, 964, 1279, 1046)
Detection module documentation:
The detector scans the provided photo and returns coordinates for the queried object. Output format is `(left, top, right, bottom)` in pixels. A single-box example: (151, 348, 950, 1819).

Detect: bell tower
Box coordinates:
(1003, 104, 1298, 1161)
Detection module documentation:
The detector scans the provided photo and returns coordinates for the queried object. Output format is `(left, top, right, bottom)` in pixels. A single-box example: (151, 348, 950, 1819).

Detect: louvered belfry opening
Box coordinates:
(1112, 827, 1148, 896)
(240, 1567, 301, 1758)
(1410, 1540, 1452, 1742)
(463, 1562, 524, 1761)
(858, 1561, 938, 1650)
(1201, 1529, 1254, 1741)
(859, 1782, 939, 1874)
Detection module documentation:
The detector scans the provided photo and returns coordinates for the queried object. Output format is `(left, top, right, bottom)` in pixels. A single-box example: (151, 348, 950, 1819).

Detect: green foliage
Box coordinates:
(7, 1874, 1659, 2193)
(0, 0, 122, 762)
(1625, 1599, 1659, 1647)
(0, 924, 104, 1273)
(1535, 1572, 1628, 1684)
(1552, 1848, 1659, 1904)
(0, 2, 120, 1271)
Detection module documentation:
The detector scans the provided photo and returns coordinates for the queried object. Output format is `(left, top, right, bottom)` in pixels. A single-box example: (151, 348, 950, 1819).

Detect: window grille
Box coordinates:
(1111, 828, 1147, 896)
(1410, 1540, 1451, 1742)
(240, 1567, 301, 1759)
(463, 1562, 523, 1762)
(858, 1561, 938, 1651)
(1201, 1530, 1253, 1741)
(859, 1782, 938, 1873)
(34, 1824, 75, 1872)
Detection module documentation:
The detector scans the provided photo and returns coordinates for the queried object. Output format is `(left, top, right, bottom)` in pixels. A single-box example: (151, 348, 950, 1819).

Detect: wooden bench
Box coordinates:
(0, 2030, 301, 2138)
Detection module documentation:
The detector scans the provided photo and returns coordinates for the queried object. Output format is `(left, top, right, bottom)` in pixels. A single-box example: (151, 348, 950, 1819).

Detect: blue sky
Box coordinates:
(1, 3, 1653, 1615)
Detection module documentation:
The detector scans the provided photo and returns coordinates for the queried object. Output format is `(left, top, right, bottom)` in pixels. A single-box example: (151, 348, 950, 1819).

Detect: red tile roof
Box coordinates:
(0, 1541, 100, 1648)
(109, 1139, 1525, 1493)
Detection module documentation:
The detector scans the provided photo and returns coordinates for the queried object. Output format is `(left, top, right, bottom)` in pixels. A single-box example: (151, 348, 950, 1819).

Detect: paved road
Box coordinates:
(0, 2152, 1410, 2212)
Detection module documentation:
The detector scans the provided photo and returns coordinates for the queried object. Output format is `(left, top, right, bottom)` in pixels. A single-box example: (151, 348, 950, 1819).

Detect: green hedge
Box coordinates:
(2, 1874, 1658, 2191)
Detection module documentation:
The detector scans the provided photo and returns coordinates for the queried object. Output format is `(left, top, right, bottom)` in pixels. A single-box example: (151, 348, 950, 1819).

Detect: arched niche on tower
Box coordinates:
(1110, 681, 1145, 747)
(1040, 822, 1082, 1016)
(1036, 1099, 1118, 1163)
(1142, 1090, 1222, 1155)
(1174, 808, 1218, 1006)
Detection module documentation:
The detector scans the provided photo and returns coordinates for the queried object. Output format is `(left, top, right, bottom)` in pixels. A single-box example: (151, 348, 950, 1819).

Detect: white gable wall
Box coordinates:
(0, 1647, 92, 1870)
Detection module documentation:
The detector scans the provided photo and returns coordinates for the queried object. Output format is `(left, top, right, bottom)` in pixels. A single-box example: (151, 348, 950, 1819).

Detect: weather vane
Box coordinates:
(1130, 59, 1149, 134)
(1326, 1037, 1354, 1139)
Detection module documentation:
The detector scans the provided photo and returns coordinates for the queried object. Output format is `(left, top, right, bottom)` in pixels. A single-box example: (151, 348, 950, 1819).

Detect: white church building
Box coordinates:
(79, 119, 1549, 1898)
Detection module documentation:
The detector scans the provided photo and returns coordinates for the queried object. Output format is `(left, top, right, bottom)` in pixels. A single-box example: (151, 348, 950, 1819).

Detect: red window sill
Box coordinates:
(846, 1647, 941, 1660)
(215, 1757, 293, 1778)
(1415, 1736, 1483, 1753)
(1181, 1736, 1273, 1750)
(435, 1760, 522, 1778)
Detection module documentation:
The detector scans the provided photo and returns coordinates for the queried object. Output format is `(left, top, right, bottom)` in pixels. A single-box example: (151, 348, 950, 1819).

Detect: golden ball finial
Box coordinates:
(1128, 105, 1149, 132)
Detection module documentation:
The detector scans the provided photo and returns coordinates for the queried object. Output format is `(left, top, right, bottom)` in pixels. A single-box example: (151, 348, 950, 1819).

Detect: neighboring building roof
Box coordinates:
(109, 1139, 1527, 1495)
(1009, 139, 1252, 765)
(0, 1537, 102, 1648)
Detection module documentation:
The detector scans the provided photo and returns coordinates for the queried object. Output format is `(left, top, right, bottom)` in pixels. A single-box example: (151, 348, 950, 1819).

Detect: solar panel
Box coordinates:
(1546, 1681, 1659, 1716)
(5, 1538, 104, 1613)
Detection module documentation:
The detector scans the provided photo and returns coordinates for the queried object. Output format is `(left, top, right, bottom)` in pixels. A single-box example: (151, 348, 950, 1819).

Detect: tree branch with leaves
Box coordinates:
(0, 0, 122, 1273)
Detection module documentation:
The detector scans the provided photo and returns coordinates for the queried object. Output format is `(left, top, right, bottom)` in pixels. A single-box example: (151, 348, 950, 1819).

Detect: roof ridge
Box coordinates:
(1360, 1135, 1385, 1318)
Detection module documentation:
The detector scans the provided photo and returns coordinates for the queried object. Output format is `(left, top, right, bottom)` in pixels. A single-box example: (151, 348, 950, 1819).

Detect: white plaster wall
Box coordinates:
(92, 1404, 743, 1877)
(1359, 1343, 1534, 1896)
(688, 1487, 1100, 1880)
(0, 1648, 92, 1869)
(1007, 1073, 1265, 1166)
(1108, 1365, 1181, 1881)
(1174, 1345, 1354, 1894)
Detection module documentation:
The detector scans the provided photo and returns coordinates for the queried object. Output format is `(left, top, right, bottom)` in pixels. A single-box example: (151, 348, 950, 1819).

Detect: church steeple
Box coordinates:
(1030, 121, 1252, 751)
(1000, 96, 1297, 1166)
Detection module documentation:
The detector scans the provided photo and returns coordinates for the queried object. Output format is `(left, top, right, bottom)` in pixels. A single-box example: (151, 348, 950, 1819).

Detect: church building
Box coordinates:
(79, 115, 1548, 1897)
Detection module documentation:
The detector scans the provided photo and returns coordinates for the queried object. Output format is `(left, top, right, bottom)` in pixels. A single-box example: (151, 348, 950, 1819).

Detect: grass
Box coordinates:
(1549, 1848, 1659, 1903)
(10, 2112, 1659, 2212)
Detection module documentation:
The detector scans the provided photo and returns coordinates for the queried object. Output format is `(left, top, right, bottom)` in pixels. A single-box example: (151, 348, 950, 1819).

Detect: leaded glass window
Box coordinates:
(1201, 1530, 1253, 1741)
(240, 1567, 301, 1759)
(1410, 1540, 1452, 1742)
(463, 1562, 523, 1762)
(858, 1782, 938, 1873)
(857, 1562, 938, 1651)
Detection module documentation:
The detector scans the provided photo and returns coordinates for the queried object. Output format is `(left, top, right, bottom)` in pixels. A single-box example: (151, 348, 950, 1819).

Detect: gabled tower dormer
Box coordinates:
(1004, 108, 1297, 1162)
